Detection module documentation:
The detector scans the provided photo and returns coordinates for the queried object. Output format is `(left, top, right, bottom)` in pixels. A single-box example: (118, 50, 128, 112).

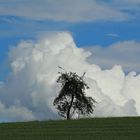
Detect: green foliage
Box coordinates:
(0, 117, 140, 140)
(53, 71, 96, 120)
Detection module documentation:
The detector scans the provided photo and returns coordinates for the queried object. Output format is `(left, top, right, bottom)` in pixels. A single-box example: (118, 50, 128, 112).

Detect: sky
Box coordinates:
(0, 0, 140, 122)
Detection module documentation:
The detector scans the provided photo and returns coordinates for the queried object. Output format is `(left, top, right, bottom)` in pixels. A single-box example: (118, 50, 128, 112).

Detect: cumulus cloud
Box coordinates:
(0, 32, 140, 122)
(0, 0, 127, 22)
(0, 102, 35, 122)
(86, 40, 140, 72)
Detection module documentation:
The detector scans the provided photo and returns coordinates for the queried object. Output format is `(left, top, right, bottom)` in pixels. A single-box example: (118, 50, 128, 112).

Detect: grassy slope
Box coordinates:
(0, 117, 140, 140)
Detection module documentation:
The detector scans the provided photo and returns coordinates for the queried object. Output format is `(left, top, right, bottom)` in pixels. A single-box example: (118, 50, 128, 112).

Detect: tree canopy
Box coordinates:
(53, 71, 96, 120)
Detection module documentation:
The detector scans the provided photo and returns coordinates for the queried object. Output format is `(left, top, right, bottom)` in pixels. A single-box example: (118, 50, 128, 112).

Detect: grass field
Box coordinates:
(0, 117, 140, 140)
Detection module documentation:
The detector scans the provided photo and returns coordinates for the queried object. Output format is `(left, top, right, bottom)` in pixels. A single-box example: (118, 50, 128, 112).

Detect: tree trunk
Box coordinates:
(66, 94, 74, 120)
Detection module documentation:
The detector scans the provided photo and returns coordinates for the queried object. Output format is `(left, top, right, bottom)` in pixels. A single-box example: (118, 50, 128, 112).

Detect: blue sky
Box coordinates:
(0, 0, 140, 80)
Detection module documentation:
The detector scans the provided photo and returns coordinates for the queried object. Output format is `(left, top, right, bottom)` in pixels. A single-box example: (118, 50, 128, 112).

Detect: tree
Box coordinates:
(53, 70, 96, 120)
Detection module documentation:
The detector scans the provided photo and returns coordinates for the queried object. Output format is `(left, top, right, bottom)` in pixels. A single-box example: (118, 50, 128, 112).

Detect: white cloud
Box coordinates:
(0, 102, 35, 122)
(86, 40, 140, 72)
(106, 33, 119, 37)
(0, 32, 140, 121)
(0, 0, 127, 22)
(109, 0, 140, 16)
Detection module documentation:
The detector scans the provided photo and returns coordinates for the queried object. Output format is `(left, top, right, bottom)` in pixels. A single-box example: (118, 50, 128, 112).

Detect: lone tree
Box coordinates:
(53, 70, 96, 120)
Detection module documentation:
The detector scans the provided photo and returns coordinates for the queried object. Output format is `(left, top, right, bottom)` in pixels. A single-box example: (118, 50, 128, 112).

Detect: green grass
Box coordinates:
(0, 117, 140, 140)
